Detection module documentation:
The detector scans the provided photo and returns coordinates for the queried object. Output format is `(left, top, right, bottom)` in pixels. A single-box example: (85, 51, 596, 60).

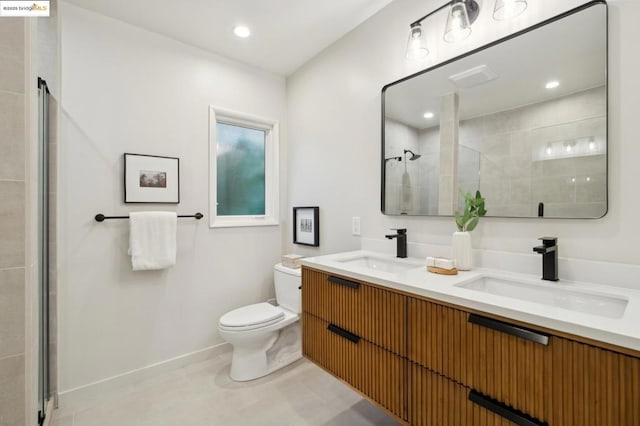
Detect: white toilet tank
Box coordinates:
(273, 263, 301, 314)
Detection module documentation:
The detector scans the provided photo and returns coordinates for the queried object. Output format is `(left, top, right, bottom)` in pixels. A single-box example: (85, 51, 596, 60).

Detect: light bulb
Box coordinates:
(493, 0, 528, 21)
(406, 23, 428, 60)
(444, 2, 472, 43)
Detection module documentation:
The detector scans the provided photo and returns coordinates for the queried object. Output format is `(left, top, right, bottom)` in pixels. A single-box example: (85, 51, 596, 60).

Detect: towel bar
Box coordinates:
(95, 213, 203, 222)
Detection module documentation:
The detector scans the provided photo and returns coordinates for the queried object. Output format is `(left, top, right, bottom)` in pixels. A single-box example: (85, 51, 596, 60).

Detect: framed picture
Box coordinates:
(124, 153, 180, 204)
(293, 206, 319, 247)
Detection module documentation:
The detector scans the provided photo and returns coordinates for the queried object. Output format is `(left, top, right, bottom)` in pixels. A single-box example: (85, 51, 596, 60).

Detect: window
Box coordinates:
(209, 106, 279, 227)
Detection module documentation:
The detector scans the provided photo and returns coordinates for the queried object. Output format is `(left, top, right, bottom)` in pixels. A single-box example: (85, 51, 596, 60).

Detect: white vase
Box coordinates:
(452, 231, 473, 271)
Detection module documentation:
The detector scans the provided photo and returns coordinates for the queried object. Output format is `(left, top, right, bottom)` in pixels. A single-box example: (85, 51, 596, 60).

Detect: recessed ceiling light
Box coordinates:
(233, 25, 251, 38)
(545, 80, 560, 89)
(423, 112, 435, 119)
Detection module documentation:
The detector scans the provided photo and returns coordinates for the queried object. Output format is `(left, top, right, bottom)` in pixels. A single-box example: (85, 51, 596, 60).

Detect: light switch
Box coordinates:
(352, 217, 361, 236)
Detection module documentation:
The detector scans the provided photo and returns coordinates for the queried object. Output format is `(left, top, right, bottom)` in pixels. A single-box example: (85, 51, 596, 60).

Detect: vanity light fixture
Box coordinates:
(493, 0, 528, 20)
(405, 0, 527, 60)
(545, 80, 560, 89)
(444, 1, 473, 43)
(233, 25, 251, 38)
(423, 111, 435, 119)
(406, 23, 428, 59)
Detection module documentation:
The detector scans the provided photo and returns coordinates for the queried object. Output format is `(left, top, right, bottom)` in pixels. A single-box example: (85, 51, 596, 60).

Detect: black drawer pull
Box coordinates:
(327, 324, 360, 344)
(328, 275, 360, 289)
(468, 314, 550, 346)
(469, 390, 547, 426)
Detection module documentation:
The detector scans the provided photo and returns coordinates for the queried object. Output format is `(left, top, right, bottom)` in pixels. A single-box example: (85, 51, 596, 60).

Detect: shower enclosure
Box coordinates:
(37, 77, 51, 425)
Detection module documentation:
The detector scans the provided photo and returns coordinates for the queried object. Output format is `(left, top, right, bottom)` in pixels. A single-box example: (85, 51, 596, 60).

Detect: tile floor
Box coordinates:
(50, 352, 399, 426)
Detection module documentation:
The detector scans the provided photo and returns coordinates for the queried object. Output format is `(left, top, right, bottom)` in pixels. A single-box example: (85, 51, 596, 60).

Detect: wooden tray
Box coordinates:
(427, 266, 458, 275)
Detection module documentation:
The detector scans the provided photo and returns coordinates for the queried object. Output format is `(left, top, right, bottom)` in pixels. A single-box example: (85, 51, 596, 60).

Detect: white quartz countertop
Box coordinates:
(300, 250, 640, 353)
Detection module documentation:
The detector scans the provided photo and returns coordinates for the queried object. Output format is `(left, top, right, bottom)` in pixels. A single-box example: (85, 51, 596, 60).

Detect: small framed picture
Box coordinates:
(124, 153, 180, 204)
(293, 206, 319, 247)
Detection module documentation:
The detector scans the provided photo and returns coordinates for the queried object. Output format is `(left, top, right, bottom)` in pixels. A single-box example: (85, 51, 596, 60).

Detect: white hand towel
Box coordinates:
(129, 211, 177, 271)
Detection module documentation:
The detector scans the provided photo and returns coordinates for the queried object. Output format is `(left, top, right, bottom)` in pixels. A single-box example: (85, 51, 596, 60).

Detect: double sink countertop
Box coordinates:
(300, 250, 640, 352)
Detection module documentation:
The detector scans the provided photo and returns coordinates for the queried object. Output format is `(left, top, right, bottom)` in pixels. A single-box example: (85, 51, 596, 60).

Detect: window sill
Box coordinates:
(209, 218, 280, 229)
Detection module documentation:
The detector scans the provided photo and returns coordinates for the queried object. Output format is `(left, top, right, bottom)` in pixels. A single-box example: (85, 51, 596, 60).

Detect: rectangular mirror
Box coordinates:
(382, 1, 607, 218)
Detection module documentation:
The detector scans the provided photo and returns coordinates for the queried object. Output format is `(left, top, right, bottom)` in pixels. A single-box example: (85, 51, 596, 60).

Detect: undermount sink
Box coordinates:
(337, 255, 422, 274)
(457, 276, 628, 319)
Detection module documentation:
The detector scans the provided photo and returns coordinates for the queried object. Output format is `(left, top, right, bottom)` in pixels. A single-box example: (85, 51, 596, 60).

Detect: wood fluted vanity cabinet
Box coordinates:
(408, 297, 549, 421)
(408, 296, 640, 425)
(301, 265, 640, 425)
(302, 267, 406, 356)
(302, 313, 406, 420)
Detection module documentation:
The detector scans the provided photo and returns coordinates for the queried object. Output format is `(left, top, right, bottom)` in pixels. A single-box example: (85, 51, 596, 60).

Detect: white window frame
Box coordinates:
(209, 106, 280, 228)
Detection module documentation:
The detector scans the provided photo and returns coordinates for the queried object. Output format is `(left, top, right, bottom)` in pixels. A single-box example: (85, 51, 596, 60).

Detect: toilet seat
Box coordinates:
(219, 302, 285, 331)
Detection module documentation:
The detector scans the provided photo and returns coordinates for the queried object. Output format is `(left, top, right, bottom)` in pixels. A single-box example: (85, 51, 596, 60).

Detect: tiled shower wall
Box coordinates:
(0, 17, 26, 426)
(384, 118, 421, 215)
(460, 86, 606, 217)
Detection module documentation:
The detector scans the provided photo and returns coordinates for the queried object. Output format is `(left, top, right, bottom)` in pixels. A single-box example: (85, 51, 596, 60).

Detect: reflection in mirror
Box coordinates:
(382, 2, 607, 218)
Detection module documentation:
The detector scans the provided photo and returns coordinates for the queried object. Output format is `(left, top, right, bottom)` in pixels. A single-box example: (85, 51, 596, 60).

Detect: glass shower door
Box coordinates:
(37, 77, 50, 425)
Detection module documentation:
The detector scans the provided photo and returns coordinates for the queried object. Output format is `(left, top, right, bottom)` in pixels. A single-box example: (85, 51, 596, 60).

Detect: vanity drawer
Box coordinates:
(409, 362, 545, 426)
(547, 336, 640, 426)
(408, 297, 549, 421)
(302, 313, 406, 420)
(302, 267, 406, 355)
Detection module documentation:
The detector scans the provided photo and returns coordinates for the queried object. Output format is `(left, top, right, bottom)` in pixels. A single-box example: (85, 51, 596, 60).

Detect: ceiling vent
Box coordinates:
(448, 65, 498, 89)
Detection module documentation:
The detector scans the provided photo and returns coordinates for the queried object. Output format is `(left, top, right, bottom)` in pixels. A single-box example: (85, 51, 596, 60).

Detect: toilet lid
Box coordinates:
(219, 302, 285, 328)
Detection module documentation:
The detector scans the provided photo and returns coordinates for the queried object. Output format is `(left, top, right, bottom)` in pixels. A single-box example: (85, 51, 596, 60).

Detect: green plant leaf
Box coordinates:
(466, 217, 479, 232)
(454, 189, 487, 232)
(455, 211, 464, 231)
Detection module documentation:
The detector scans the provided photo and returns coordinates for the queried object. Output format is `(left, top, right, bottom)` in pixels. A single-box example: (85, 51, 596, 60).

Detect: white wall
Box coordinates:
(287, 0, 640, 265)
(59, 3, 287, 393)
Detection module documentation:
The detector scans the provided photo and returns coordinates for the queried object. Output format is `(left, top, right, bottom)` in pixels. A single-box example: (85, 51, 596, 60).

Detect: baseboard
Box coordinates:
(57, 342, 231, 411)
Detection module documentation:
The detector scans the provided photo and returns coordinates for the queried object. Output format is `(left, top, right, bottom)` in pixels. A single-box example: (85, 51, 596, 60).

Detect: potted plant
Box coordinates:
(453, 190, 487, 270)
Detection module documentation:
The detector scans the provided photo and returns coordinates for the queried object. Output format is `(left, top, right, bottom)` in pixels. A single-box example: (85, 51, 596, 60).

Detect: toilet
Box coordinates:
(218, 263, 302, 381)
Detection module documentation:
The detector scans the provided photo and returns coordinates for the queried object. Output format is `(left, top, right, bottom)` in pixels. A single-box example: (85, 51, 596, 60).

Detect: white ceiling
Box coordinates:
(63, 0, 393, 76)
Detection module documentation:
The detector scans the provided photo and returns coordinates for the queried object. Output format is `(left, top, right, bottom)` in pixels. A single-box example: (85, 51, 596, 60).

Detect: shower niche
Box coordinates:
(381, 1, 607, 218)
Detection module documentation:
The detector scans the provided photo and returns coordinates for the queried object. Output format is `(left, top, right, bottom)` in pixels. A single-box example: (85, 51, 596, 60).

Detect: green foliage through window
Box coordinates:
(216, 122, 266, 216)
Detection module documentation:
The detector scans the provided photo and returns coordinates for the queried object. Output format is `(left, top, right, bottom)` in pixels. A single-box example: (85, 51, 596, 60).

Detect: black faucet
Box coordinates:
(385, 229, 407, 258)
(533, 237, 558, 281)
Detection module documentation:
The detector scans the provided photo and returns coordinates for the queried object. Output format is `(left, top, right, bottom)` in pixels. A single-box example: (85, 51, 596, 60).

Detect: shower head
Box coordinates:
(404, 149, 422, 161)
(385, 156, 402, 163)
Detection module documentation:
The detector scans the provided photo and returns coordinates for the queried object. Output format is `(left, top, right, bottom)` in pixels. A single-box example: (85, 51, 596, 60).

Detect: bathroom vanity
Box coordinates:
(300, 252, 640, 426)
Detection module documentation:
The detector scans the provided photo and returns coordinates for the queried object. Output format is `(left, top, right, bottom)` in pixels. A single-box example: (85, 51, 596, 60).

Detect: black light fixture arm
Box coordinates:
(411, 1, 454, 27)
(410, 0, 480, 27)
